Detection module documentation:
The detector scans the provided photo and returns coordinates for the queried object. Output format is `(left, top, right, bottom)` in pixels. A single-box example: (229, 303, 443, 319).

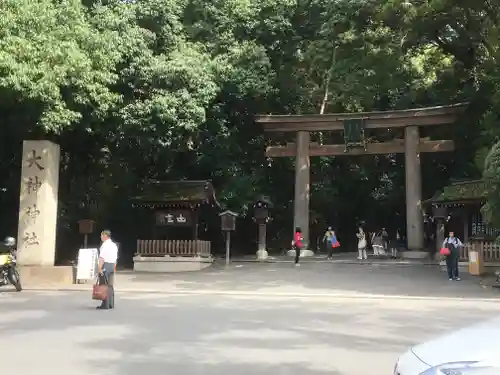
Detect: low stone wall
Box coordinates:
(133, 256, 213, 273)
(19, 266, 74, 284)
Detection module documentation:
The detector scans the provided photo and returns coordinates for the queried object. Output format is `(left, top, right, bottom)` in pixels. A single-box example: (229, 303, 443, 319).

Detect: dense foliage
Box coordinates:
(1, 0, 499, 259)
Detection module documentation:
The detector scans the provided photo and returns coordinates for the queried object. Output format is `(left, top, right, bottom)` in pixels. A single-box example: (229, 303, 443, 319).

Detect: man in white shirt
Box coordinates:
(97, 230, 118, 310)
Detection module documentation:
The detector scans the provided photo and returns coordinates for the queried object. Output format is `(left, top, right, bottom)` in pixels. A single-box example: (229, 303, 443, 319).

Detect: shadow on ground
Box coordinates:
(1, 290, 500, 375)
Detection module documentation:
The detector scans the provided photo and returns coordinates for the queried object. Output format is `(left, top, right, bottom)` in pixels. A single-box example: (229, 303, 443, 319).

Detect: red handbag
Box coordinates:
(440, 247, 451, 256)
(92, 277, 108, 301)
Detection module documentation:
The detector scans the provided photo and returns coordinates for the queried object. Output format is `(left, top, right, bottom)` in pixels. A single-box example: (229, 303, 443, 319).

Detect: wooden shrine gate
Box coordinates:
(256, 104, 466, 253)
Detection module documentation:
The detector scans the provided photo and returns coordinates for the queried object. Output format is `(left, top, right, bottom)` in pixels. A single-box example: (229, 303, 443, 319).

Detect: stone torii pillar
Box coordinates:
(404, 126, 425, 251)
(294, 131, 311, 249)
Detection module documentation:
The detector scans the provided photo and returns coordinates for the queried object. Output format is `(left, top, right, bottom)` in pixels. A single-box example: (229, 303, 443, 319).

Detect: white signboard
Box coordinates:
(76, 248, 99, 281)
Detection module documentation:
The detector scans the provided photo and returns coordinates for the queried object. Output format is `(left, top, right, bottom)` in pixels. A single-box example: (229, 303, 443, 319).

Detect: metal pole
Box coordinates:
(84, 234, 88, 248)
(225, 231, 231, 267)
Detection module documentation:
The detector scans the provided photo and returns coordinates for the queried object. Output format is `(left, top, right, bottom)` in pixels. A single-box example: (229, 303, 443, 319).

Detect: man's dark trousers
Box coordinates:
(445, 250, 459, 279)
(98, 262, 115, 309)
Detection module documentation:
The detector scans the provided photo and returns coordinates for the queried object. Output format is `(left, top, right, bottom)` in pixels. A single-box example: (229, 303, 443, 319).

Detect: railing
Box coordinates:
(460, 241, 500, 262)
(136, 240, 211, 257)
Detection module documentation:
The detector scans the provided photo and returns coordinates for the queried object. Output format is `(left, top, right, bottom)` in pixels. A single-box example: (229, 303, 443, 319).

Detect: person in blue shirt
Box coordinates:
(442, 231, 463, 281)
(325, 228, 340, 259)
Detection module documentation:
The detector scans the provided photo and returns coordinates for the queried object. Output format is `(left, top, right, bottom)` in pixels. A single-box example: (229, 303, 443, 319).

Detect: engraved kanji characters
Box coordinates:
(26, 149, 44, 171)
(25, 176, 42, 194)
(23, 232, 39, 247)
(26, 204, 41, 222)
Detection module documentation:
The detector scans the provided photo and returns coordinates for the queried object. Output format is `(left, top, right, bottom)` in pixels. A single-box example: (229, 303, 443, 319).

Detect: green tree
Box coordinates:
(483, 142, 500, 237)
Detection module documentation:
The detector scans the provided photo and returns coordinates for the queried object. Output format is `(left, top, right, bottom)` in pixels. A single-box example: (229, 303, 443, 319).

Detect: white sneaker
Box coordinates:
(295, 263, 300, 267)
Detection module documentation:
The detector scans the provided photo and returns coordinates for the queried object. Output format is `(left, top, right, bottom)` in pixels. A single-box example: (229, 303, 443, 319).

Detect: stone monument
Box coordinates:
(17, 140, 60, 268)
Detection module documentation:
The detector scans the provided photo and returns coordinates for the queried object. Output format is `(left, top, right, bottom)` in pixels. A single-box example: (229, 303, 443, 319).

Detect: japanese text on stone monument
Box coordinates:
(22, 149, 45, 247)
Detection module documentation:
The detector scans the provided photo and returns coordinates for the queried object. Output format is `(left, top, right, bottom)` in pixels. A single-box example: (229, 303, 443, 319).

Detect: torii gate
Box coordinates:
(256, 104, 465, 255)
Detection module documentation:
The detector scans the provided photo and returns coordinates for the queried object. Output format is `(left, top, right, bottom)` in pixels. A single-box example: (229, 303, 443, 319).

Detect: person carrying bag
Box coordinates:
(92, 274, 108, 301)
(95, 230, 118, 310)
(327, 231, 340, 259)
(441, 231, 463, 281)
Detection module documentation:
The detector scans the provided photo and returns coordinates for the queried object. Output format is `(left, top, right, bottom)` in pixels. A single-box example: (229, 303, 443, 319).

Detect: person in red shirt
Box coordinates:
(293, 227, 303, 266)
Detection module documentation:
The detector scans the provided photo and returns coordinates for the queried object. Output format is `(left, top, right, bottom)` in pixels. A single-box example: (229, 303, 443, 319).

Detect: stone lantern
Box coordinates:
(432, 205, 448, 254)
(253, 196, 272, 260)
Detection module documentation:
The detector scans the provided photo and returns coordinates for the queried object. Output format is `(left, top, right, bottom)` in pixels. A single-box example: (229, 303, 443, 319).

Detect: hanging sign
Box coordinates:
(155, 210, 192, 226)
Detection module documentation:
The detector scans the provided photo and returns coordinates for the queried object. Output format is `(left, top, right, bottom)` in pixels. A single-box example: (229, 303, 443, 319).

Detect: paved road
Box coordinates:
(113, 262, 495, 299)
(3, 263, 500, 375)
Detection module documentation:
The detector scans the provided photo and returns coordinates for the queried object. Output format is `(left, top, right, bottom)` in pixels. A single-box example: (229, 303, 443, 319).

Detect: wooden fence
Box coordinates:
(136, 240, 211, 257)
(460, 241, 500, 262)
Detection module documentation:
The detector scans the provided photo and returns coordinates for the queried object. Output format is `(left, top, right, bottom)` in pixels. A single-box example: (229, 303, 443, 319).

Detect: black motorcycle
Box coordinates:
(0, 237, 22, 292)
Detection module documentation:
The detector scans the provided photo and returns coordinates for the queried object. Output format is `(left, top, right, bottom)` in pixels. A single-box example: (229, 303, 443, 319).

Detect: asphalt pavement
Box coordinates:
(2, 263, 500, 375)
(27, 261, 497, 300)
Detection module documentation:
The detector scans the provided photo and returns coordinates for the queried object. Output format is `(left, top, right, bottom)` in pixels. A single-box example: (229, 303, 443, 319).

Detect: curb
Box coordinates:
(230, 259, 439, 266)
(22, 287, 499, 302)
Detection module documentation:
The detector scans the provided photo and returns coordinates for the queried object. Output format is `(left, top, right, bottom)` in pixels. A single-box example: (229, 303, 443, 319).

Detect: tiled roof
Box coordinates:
(424, 179, 488, 205)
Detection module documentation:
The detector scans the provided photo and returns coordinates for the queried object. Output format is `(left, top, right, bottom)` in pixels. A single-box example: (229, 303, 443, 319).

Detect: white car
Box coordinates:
(394, 316, 500, 374)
